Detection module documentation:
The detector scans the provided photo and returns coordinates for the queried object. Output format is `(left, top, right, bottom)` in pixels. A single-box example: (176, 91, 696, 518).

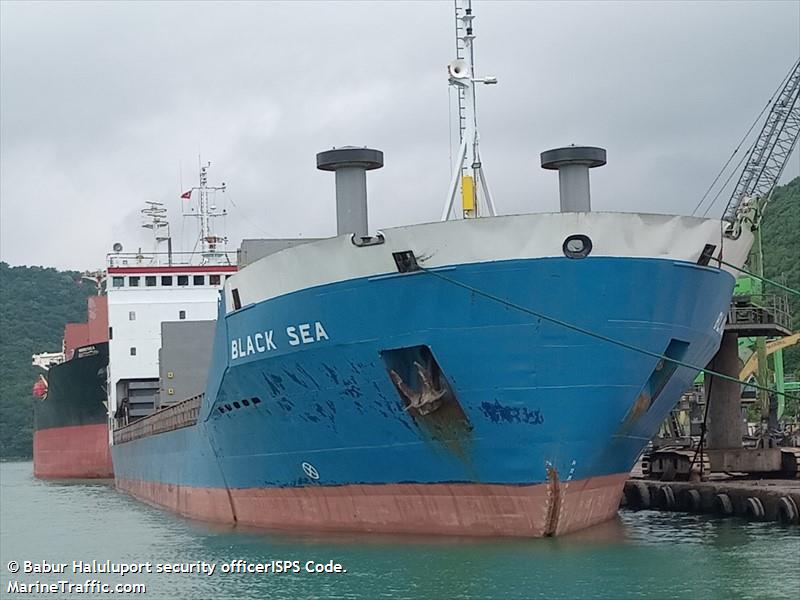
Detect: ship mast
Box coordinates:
(138, 200, 172, 266)
(141, 201, 170, 253)
(183, 161, 229, 264)
(441, 0, 498, 221)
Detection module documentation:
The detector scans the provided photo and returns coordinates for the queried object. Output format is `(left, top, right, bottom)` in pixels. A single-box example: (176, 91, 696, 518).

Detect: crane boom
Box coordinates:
(724, 59, 800, 237)
(739, 333, 800, 381)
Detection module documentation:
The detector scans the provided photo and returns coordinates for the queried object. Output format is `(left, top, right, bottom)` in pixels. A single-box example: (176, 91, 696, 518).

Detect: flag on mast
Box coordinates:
(180, 190, 192, 199)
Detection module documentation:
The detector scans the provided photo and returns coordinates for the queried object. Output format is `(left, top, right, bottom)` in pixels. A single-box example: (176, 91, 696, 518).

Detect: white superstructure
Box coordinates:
(106, 263, 235, 421)
(106, 164, 236, 429)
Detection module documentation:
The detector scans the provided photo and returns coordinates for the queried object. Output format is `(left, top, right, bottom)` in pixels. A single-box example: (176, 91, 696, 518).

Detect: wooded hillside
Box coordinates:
(0, 263, 97, 458)
(758, 176, 800, 375)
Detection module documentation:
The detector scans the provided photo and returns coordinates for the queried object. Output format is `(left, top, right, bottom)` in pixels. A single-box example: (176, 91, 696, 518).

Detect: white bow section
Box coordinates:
(224, 212, 754, 313)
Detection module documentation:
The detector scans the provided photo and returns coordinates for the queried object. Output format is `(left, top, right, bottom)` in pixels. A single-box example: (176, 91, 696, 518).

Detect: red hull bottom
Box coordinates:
(116, 473, 627, 537)
(34, 424, 113, 479)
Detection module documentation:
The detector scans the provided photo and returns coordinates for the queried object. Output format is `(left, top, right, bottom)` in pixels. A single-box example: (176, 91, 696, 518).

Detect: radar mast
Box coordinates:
(441, 0, 498, 221)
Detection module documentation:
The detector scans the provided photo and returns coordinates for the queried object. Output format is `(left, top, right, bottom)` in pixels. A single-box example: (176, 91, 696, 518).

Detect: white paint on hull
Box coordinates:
(224, 212, 753, 313)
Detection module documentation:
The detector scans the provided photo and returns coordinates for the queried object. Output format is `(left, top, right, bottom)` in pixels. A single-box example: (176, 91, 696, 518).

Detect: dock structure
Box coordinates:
(622, 478, 800, 524)
(702, 290, 795, 473)
(644, 278, 798, 480)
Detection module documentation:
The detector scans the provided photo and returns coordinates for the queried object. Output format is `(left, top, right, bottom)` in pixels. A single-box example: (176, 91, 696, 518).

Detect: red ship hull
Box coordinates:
(33, 424, 113, 479)
(115, 472, 627, 537)
(33, 296, 111, 479)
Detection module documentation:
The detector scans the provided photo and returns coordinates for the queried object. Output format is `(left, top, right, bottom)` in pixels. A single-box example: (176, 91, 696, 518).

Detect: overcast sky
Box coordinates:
(1, 0, 798, 270)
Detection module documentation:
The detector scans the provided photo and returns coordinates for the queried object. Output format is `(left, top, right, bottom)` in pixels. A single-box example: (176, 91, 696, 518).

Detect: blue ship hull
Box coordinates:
(112, 255, 734, 536)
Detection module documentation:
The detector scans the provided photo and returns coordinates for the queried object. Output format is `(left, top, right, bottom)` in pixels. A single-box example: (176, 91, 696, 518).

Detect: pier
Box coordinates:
(621, 478, 800, 524)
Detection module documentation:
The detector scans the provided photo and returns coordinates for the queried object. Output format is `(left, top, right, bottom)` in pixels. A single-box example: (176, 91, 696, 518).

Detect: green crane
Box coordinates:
(723, 58, 800, 424)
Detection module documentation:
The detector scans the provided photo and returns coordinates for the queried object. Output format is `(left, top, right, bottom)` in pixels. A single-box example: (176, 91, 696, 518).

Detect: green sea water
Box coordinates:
(1, 461, 798, 600)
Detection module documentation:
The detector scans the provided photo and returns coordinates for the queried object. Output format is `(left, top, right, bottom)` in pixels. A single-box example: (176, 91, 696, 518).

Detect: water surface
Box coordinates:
(1, 462, 797, 599)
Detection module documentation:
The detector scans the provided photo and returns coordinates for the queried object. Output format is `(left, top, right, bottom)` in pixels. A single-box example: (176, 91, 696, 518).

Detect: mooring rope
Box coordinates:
(419, 266, 800, 402)
(715, 258, 800, 297)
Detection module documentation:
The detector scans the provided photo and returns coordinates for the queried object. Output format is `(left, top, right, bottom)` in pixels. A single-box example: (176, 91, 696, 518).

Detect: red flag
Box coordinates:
(181, 190, 192, 199)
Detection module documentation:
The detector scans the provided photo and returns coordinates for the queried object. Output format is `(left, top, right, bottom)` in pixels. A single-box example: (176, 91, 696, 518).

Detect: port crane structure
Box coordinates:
(648, 59, 800, 480)
(722, 58, 800, 239)
(722, 59, 800, 422)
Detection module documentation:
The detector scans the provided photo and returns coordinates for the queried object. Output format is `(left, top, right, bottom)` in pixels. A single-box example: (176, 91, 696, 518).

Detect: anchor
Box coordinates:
(389, 361, 447, 415)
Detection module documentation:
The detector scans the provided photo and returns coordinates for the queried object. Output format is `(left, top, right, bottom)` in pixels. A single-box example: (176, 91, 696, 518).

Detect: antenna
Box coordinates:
(141, 201, 171, 256)
(182, 161, 229, 264)
(441, 0, 498, 221)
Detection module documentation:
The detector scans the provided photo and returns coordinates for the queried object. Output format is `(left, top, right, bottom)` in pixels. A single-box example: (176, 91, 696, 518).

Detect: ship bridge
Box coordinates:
(106, 256, 236, 424)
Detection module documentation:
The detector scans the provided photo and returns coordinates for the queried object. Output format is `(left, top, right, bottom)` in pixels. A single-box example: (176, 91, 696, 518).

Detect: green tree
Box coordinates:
(0, 263, 97, 458)
(758, 176, 800, 377)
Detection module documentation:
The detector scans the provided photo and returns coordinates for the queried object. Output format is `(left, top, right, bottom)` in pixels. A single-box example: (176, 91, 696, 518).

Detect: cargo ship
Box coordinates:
(31, 293, 113, 479)
(107, 2, 754, 536)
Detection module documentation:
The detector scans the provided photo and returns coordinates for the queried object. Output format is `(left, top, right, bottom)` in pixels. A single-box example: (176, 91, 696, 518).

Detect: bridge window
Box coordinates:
(145, 276, 157, 287)
(179, 310, 186, 320)
(177, 275, 189, 286)
(129, 311, 136, 321)
(130, 347, 137, 356)
(193, 275, 205, 286)
(129, 276, 140, 287)
(112, 277, 124, 288)
(210, 274, 221, 286)
(161, 276, 173, 286)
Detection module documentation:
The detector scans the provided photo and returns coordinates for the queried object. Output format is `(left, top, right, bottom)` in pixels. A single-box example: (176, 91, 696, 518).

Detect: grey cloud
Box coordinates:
(1, 0, 798, 269)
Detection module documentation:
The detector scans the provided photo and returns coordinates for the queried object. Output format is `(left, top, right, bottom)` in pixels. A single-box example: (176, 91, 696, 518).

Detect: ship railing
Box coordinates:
(727, 293, 793, 335)
(106, 251, 237, 268)
(113, 394, 203, 444)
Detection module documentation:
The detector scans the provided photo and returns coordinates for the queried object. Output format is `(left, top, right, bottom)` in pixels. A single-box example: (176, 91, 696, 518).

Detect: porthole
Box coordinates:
(562, 234, 592, 259)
